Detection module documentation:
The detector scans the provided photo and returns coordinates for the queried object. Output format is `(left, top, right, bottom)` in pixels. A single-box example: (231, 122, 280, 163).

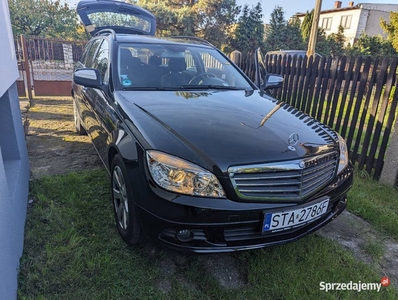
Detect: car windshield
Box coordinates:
(117, 43, 253, 90)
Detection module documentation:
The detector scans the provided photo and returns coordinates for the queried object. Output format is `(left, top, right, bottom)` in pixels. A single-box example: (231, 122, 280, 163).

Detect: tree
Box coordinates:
(299, 10, 347, 57)
(133, 0, 196, 36)
(313, 29, 333, 56)
(264, 6, 304, 52)
(346, 33, 396, 57)
(325, 25, 346, 57)
(380, 11, 398, 52)
(8, 0, 84, 40)
(134, 0, 240, 49)
(195, 0, 241, 49)
(229, 2, 264, 53)
(300, 10, 313, 40)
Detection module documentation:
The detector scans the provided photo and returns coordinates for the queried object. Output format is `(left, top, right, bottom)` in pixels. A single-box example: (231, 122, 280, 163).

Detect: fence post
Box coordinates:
(62, 43, 74, 69)
(20, 35, 33, 99)
(229, 50, 242, 65)
(380, 118, 398, 186)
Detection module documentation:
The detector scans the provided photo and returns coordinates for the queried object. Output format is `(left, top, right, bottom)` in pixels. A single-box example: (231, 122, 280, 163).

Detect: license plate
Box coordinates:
(263, 197, 329, 232)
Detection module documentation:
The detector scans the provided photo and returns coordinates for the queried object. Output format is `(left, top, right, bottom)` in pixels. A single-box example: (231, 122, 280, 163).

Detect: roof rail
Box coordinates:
(169, 36, 214, 48)
(95, 29, 117, 41)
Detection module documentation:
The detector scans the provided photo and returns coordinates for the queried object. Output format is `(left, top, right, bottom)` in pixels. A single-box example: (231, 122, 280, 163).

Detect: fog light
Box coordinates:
(176, 229, 193, 242)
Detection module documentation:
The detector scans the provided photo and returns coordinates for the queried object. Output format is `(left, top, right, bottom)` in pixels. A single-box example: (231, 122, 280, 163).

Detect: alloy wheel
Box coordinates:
(112, 165, 129, 231)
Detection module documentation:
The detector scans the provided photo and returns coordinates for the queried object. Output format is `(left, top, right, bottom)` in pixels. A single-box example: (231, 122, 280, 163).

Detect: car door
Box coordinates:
(77, 0, 156, 36)
(75, 38, 102, 130)
(83, 38, 114, 164)
(255, 48, 284, 95)
(254, 48, 267, 89)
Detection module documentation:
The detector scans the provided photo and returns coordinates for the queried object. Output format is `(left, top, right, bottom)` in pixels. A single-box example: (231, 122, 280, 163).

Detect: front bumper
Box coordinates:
(135, 164, 353, 253)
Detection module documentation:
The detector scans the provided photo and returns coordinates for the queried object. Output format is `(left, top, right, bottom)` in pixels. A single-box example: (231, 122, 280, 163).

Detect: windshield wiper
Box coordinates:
(122, 87, 174, 91)
(178, 85, 245, 90)
(122, 86, 248, 91)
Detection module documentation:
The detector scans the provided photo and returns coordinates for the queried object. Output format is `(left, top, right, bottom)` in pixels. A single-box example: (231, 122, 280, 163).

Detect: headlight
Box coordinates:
(146, 150, 226, 198)
(337, 133, 349, 173)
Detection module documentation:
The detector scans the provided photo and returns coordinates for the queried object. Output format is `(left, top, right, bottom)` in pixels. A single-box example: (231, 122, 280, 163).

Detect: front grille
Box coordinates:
(228, 152, 338, 201)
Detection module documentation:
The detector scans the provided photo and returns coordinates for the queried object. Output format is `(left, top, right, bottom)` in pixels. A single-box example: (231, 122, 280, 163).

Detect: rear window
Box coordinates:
(87, 11, 152, 34)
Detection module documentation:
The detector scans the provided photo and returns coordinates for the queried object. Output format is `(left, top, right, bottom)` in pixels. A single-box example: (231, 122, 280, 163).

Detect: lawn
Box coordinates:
(18, 169, 398, 299)
(348, 170, 398, 240)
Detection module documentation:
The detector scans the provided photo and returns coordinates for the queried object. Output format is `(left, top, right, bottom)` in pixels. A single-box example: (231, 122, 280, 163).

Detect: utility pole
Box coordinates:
(307, 0, 322, 56)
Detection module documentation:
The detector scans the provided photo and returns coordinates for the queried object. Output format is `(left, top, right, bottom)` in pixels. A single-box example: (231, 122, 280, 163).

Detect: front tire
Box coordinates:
(111, 154, 143, 245)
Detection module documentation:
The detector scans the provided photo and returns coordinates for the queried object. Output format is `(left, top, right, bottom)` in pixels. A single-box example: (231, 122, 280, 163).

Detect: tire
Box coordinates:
(111, 154, 143, 245)
(73, 98, 86, 135)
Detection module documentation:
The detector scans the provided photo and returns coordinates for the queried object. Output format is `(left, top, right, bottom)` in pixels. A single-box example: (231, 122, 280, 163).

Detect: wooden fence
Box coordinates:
(232, 53, 398, 180)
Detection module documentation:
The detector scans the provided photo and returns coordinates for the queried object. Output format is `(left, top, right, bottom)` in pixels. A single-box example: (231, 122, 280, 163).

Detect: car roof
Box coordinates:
(100, 33, 214, 49)
(267, 50, 306, 55)
(266, 50, 322, 57)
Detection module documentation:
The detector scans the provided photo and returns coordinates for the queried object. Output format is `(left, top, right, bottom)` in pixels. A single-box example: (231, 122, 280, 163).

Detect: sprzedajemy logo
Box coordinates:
(319, 277, 391, 292)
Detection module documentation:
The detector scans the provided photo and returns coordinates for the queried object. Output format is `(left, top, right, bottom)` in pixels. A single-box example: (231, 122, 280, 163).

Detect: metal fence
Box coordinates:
(14, 35, 85, 97)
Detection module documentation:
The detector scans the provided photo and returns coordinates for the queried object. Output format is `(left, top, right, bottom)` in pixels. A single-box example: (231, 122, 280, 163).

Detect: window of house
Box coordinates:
(340, 15, 352, 29)
(321, 17, 333, 30)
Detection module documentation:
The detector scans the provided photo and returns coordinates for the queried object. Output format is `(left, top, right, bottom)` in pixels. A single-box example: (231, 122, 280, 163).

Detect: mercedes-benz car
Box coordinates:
(72, 0, 353, 253)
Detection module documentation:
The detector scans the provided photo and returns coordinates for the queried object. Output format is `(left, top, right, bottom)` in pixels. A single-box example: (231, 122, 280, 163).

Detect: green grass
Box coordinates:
(348, 171, 398, 240)
(19, 169, 398, 299)
(363, 241, 385, 262)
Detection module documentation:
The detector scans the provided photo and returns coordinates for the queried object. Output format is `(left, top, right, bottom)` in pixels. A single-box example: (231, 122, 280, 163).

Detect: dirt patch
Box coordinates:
(318, 211, 398, 285)
(24, 97, 398, 290)
(25, 97, 102, 178)
(198, 255, 247, 290)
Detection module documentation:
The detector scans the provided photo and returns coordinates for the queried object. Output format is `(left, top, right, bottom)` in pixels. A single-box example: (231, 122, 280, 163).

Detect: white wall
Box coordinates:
(363, 9, 392, 37)
(0, 0, 30, 299)
(0, 0, 19, 97)
(318, 9, 362, 45)
(361, 3, 398, 12)
(297, 3, 398, 46)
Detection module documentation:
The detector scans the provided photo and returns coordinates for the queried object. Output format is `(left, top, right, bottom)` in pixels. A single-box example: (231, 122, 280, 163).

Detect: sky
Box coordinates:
(63, 0, 398, 23)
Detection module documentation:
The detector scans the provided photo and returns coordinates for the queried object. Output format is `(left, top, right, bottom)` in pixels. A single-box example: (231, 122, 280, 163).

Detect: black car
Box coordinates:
(72, 0, 353, 253)
(266, 50, 322, 58)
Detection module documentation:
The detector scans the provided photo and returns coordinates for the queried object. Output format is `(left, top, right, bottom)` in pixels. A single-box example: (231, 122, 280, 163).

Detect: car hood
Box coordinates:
(116, 90, 338, 175)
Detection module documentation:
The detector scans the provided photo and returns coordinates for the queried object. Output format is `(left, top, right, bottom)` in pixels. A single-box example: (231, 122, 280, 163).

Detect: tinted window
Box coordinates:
(93, 40, 109, 82)
(84, 39, 102, 68)
(79, 40, 92, 66)
(87, 11, 152, 34)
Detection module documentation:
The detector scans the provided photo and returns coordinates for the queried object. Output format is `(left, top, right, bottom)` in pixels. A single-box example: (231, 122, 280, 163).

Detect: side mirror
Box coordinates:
(73, 68, 103, 88)
(263, 74, 283, 90)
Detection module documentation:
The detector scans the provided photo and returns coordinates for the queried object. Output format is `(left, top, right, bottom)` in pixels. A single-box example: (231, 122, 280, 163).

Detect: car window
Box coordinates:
(198, 51, 246, 87)
(78, 40, 93, 67)
(117, 43, 252, 90)
(92, 40, 109, 83)
(86, 11, 152, 34)
(83, 39, 102, 68)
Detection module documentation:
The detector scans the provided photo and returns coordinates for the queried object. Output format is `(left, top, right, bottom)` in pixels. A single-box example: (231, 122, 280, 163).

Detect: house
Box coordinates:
(0, 0, 30, 298)
(294, 1, 398, 45)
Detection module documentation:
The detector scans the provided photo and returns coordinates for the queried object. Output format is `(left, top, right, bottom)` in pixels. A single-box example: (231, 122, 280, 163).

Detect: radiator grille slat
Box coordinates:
(228, 152, 338, 201)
